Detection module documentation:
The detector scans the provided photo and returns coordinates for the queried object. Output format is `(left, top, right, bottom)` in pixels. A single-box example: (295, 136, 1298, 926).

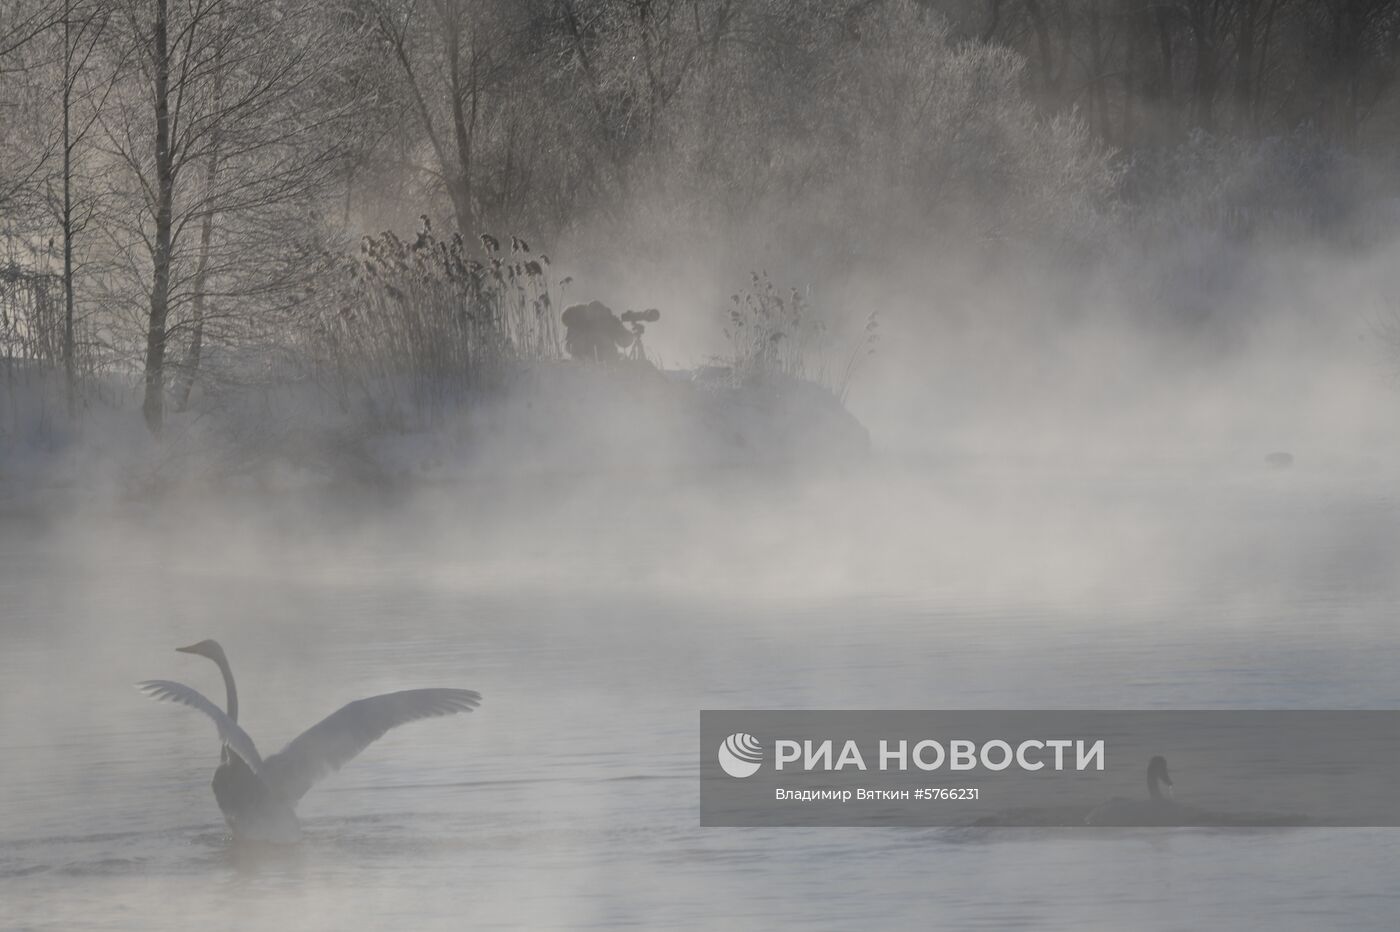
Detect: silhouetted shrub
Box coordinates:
(720, 271, 877, 404)
(309, 218, 562, 426)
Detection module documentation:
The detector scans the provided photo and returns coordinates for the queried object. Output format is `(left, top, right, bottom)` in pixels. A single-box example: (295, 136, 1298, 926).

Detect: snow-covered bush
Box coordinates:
(1123, 130, 1367, 240)
(617, 0, 1119, 261)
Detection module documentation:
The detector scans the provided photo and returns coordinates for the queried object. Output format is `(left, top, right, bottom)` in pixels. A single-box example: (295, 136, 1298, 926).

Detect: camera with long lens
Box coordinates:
(620, 308, 661, 326)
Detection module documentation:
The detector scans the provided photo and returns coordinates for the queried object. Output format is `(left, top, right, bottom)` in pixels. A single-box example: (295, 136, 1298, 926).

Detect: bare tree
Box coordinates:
(101, 0, 351, 434)
(52, 0, 120, 413)
(0, 0, 62, 215)
(365, 0, 520, 240)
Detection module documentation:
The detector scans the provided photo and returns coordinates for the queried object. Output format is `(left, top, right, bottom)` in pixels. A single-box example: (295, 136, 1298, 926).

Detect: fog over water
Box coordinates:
(4, 440, 1400, 928)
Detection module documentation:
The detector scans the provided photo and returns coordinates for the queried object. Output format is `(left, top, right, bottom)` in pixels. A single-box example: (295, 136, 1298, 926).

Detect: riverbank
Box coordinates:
(0, 360, 868, 512)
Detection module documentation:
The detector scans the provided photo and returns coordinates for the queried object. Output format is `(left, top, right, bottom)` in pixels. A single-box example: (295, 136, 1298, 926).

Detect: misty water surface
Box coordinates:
(2, 461, 1399, 930)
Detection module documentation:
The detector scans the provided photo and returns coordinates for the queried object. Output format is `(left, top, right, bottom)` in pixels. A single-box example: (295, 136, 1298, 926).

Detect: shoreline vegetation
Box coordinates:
(0, 360, 872, 510)
(1, 224, 872, 508)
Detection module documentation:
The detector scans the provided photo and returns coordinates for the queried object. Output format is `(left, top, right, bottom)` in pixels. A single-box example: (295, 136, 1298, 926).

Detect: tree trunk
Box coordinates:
(1234, 0, 1258, 133)
(1086, 0, 1109, 140)
(176, 29, 224, 413)
(1188, 1, 1219, 132)
(1155, 6, 1175, 106)
(1022, 0, 1056, 92)
(61, 0, 75, 418)
(175, 206, 213, 412)
(1254, 0, 1280, 122)
(445, 13, 477, 240)
(143, 0, 173, 435)
(1121, 3, 1139, 146)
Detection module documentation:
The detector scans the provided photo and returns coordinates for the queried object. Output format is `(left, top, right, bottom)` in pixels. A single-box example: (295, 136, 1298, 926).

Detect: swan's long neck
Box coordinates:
(212, 651, 238, 723)
(1148, 772, 1164, 800)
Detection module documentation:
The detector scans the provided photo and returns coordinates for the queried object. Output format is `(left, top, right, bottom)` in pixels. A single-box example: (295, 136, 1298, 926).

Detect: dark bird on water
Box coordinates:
(1085, 755, 1180, 825)
(139, 639, 481, 842)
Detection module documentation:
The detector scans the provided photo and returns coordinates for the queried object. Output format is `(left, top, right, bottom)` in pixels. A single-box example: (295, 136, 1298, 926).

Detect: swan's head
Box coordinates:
(176, 639, 227, 663)
(1147, 755, 1174, 798)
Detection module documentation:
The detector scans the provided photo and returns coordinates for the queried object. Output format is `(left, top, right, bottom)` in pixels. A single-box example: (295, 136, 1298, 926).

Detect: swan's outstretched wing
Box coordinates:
(137, 680, 265, 772)
(261, 689, 481, 803)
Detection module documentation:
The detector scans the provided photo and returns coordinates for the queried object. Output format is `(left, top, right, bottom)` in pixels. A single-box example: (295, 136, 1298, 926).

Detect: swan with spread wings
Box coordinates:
(139, 639, 481, 842)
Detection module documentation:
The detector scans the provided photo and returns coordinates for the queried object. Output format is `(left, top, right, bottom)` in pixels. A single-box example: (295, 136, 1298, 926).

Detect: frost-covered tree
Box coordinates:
(100, 0, 352, 433)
